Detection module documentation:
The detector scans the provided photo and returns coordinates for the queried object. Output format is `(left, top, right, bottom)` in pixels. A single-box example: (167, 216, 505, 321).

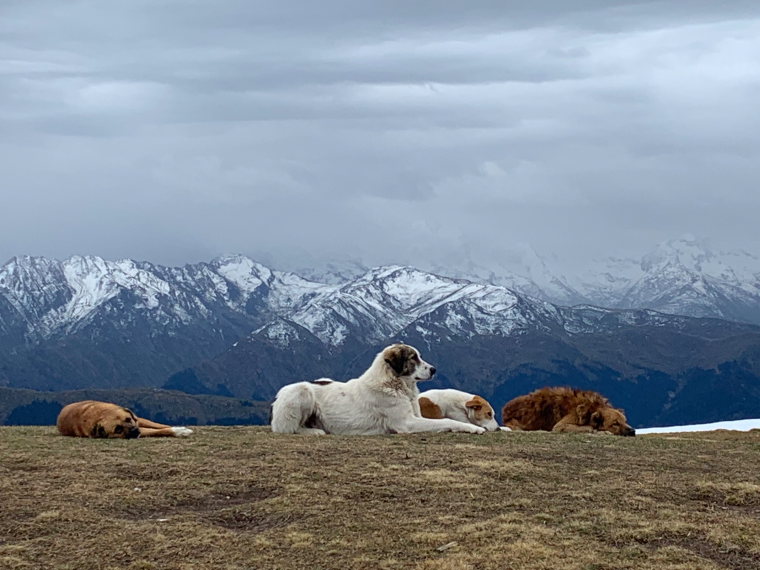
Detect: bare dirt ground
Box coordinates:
(1, 426, 759, 570)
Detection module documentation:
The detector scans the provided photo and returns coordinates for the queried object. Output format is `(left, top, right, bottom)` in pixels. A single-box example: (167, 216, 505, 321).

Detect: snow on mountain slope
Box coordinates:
(427, 244, 584, 306)
(0, 254, 329, 341)
(610, 238, 760, 321)
(3, 235, 760, 350)
(283, 266, 522, 345)
(498, 237, 760, 324)
(419, 237, 760, 324)
(254, 264, 702, 348)
(285, 259, 369, 285)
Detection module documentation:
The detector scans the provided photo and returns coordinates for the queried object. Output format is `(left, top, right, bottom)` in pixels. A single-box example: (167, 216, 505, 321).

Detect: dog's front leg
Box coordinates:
(552, 415, 595, 434)
(397, 417, 485, 434)
(138, 426, 194, 437)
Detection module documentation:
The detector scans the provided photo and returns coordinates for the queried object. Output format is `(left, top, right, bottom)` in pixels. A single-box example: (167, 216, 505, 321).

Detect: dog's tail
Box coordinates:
(270, 383, 318, 434)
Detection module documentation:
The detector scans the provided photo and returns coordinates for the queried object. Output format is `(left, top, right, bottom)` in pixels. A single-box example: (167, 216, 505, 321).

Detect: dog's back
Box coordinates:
(57, 400, 99, 437)
(502, 387, 581, 430)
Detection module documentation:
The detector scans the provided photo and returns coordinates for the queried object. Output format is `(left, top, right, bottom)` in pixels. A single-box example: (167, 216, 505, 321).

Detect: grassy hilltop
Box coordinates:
(1, 427, 759, 570)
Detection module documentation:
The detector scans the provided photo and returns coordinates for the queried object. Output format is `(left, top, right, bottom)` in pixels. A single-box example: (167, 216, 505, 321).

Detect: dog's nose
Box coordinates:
(430, 367, 436, 376)
(625, 428, 636, 437)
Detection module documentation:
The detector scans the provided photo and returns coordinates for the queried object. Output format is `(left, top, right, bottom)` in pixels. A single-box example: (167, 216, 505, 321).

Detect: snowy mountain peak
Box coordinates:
(351, 264, 419, 283)
(211, 254, 274, 293)
(641, 236, 715, 273)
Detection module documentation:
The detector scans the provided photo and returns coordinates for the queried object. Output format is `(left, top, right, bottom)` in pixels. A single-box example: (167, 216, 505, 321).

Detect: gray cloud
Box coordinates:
(2, 1, 760, 271)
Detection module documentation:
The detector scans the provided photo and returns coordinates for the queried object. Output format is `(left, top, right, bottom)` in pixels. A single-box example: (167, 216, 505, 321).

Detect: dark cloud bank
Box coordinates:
(2, 1, 760, 271)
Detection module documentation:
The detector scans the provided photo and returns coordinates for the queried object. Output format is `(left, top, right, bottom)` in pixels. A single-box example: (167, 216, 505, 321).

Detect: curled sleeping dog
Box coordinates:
(56, 400, 193, 438)
(418, 389, 501, 432)
(502, 387, 635, 436)
(271, 344, 486, 435)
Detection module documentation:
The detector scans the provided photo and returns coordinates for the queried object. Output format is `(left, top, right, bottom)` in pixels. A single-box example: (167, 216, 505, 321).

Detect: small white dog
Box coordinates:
(418, 389, 501, 432)
(270, 344, 485, 435)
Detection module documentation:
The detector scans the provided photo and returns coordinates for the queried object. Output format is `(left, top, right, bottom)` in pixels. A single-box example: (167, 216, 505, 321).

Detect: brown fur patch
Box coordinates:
(419, 397, 444, 419)
(502, 387, 635, 436)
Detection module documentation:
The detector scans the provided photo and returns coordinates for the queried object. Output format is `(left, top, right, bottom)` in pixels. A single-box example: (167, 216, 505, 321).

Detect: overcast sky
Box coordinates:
(2, 1, 760, 272)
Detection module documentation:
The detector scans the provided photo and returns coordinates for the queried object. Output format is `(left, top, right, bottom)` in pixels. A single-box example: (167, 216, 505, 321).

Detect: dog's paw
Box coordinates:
(292, 428, 326, 435)
(171, 427, 193, 437)
(499, 426, 512, 432)
(466, 425, 487, 435)
(592, 429, 613, 436)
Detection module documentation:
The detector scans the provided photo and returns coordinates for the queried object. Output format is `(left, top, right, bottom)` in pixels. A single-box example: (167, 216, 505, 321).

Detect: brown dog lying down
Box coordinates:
(502, 387, 635, 436)
(57, 400, 193, 438)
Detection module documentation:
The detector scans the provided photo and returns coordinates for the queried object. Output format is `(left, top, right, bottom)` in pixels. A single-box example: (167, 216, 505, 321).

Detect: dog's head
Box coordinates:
(580, 404, 635, 436)
(91, 406, 141, 439)
(383, 344, 435, 382)
(465, 395, 500, 432)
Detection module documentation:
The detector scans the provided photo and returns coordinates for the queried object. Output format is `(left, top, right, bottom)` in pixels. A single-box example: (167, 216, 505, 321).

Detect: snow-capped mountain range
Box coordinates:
(0, 254, 321, 342)
(433, 237, 760, 324)
(1, 236, 760, 351)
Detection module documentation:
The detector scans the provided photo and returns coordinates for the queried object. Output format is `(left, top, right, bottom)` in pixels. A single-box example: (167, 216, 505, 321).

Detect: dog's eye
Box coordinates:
(487, 412, 493, 417)
(114, 425, 124, 434)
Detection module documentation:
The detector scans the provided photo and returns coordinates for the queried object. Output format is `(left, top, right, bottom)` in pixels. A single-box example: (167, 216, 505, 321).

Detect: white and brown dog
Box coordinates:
(418, 389, 501, 432)
(270, 344, 485, 435)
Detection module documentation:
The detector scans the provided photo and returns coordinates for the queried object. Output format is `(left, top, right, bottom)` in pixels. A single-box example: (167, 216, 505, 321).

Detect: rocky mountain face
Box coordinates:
(2, 248, 760, 427)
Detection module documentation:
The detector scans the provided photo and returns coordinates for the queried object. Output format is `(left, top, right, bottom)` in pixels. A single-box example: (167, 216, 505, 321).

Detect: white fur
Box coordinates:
(170, 427, 194, 437)
(418, 389, 501, 432)
(271, 345, 485, 435)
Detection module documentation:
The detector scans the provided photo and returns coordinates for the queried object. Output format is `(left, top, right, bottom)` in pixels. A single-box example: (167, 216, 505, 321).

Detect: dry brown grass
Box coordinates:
(1, 426, 759, 570)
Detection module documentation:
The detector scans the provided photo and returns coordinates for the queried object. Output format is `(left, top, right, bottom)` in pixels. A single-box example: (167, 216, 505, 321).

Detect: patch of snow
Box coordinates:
(638, 418, 760, 434)
(255, 320, 303, 348)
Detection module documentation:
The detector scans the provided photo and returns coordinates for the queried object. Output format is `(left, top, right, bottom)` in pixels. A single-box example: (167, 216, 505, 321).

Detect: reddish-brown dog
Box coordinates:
(502, 387, 635, 436)
(56, 400, 193, 438)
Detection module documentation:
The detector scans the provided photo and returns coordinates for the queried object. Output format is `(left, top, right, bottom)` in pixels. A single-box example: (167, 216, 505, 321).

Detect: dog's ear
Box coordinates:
(385, 345, 410, 376)
(591, 411, 604, 429)
(121, 407, 136, 420)
(465, 398, 483, 411)
(576, 403, 592, 424)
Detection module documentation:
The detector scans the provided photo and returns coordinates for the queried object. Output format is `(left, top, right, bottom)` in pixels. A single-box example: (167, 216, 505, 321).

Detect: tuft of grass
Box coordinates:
(0, 427, 759, 569)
